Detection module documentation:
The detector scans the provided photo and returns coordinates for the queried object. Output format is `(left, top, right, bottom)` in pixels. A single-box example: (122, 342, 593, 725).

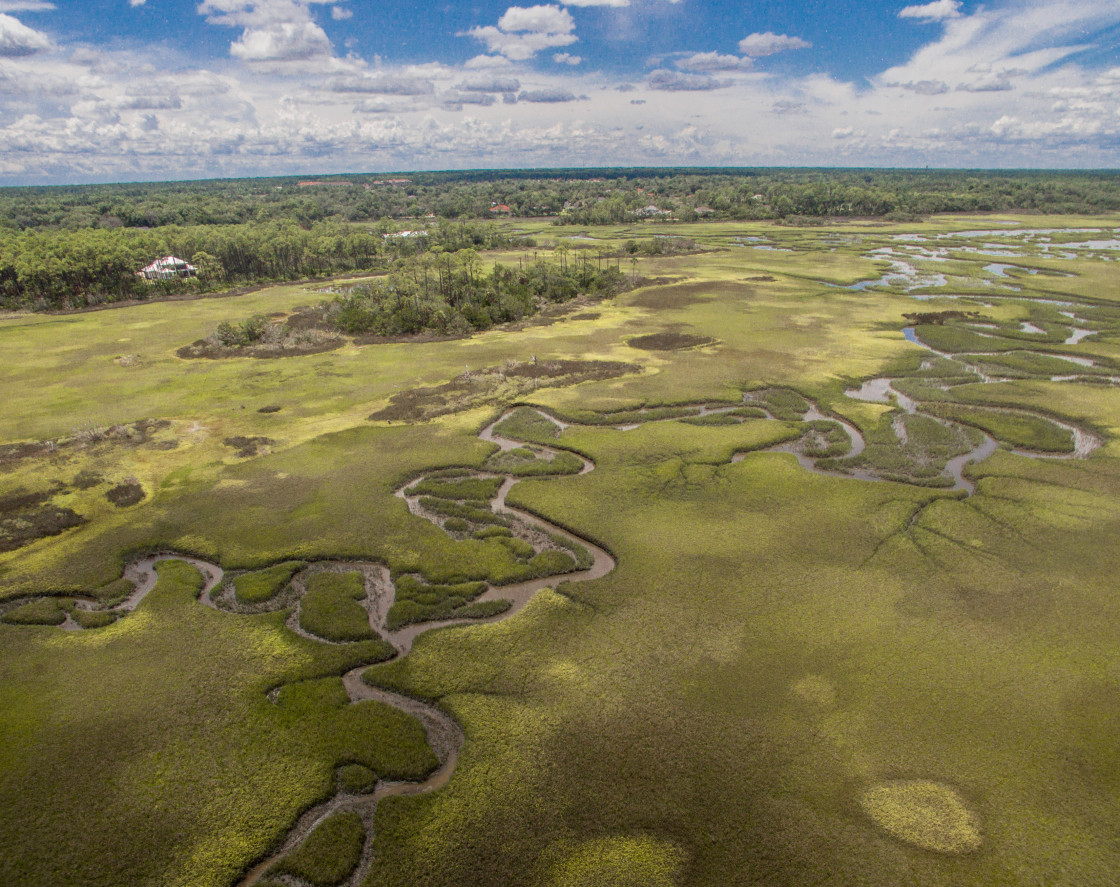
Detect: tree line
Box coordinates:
(3, 169, 1119, 233)
(0, 221, 522, 310)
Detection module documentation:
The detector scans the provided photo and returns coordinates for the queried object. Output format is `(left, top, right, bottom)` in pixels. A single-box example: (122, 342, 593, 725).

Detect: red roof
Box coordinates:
(490, 204, 512, 213)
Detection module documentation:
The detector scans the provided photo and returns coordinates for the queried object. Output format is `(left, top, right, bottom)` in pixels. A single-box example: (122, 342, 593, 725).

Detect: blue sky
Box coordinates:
(0, 0, 1118, 183)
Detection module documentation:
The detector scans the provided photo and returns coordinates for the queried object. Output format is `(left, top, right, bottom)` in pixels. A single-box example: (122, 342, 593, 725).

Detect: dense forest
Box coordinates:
(185, 250, 629, 356)
(2, 167, 1119, 311)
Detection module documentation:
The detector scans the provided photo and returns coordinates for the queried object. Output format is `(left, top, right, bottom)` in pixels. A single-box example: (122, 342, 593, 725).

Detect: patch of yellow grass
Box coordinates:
(546, 834, 685, 887)
(860, 780, 982, 854)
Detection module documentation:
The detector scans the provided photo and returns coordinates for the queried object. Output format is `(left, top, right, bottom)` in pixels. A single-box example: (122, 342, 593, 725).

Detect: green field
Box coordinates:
(3, 216, 1120, 887)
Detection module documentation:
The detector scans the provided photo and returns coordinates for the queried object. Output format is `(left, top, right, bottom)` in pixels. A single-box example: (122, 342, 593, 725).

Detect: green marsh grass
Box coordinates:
(233, 561, 307, 604)
(271, 810, 365, 886)
(299, 572, 376, 642)
(4, 218, 1120, 887)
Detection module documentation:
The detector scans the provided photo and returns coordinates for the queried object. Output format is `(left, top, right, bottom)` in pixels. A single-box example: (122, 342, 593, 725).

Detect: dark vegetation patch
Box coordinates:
(629, 282, 714, 309)
(106, 481, 145, 508)
(570, 312, 600, 320)
(299, 572, 376, 643)
(744, 275, 776, 282)
(257, 405, 283, 413)
(0, 419, 173, 472)
(0, 491, 85, 553)
(368, 359, 638, 423)
(628, 332, 717, 351)
(223, 436, 275, 458)
(271, 810, 365, 887)
(72, 470, 104, 490)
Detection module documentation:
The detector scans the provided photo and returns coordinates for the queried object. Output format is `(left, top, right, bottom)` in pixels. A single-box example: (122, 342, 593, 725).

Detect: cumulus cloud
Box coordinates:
(0, 1, 54, 9)
(0, 12, 49, 56)
(498, 4, 573, 33)
(738, 32, 810, 57)
(330, 4, 351, 19)
(648, 69, 729, 91)
(200, 0, 342, 63)
(463, 4, 577, 61)
(553, 52, 581, 65)
(899, 0, 963, 22)
(675, 51, 752, 73)
(231, 21, 331, 61)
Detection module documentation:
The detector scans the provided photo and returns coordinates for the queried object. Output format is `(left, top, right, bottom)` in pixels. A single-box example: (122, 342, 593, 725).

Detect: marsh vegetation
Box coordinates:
(3, 210, 1120, 887)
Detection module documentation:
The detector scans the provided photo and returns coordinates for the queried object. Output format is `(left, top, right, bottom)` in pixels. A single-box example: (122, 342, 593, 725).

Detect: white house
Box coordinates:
(138, 256, 197, 282)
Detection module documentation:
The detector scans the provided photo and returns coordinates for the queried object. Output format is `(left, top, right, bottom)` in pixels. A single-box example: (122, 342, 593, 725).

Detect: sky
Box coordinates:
(0, 0, 1118, 184)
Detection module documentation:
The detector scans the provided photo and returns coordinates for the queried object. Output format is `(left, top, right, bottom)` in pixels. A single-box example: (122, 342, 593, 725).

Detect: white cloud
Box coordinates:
(464, 4, 577, 61)
(899, 0, 963, 23)
(497, 4, 574, 34)
(0, 2, 55, 10)
(738, 32, 810, 57)
(331, 5, 351, 20)
(675, 51, 752, 73)
(0, 12, 49, 56)
(200, 0, 343, 63)
(129, 0, 146, 7)
(553, 51, 581, 65)
(230, 21, 331, 61)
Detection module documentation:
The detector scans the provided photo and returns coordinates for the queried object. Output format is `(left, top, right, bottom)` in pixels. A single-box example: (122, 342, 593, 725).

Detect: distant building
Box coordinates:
(137, 256, 197, 282)
(297, 180, 352, 187)
(694, 206, 715, 216)
(490, 203, 512, 214)
(636, 204, 672, 217)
